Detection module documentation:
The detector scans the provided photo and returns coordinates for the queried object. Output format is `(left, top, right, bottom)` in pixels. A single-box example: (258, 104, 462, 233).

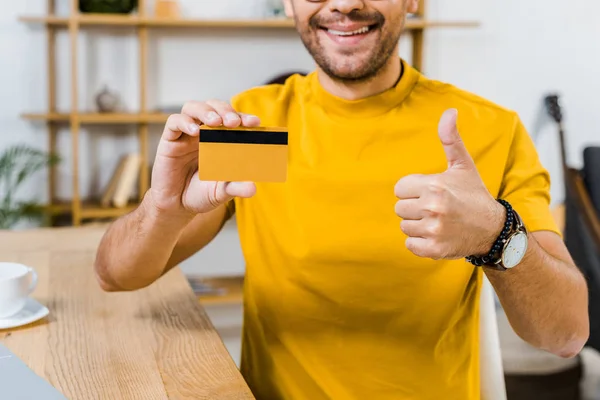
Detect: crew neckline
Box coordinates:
(307, 58, 420, 119)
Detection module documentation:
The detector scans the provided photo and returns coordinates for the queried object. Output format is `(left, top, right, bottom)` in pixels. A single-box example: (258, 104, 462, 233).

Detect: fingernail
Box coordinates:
(207, 111, 220, 121)
(189, 123, 199, 133)
(225, 112, 239, 123)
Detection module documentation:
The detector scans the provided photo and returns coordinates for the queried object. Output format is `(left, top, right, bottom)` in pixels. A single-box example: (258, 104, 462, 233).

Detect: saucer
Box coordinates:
(0, 298, 49, 330)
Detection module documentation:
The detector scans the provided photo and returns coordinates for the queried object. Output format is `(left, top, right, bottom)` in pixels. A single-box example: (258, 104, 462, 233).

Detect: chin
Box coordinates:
(322, 57, 385, 82)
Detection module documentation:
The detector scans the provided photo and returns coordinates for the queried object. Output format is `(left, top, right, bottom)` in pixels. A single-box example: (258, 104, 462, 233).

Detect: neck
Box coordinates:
(316, 53, 402, 101)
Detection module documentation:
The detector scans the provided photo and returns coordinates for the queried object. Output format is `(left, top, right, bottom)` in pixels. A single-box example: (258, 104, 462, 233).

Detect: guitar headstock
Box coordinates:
(544, 94, 563, 124)
(543, 93, 568, 168)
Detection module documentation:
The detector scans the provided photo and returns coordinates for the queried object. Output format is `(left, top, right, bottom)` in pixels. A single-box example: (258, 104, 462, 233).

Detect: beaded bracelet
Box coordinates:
(466, 199, 514, 267)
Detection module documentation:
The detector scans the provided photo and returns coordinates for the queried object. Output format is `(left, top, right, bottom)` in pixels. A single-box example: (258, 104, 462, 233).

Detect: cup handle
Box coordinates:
(28, 268, 38, 295)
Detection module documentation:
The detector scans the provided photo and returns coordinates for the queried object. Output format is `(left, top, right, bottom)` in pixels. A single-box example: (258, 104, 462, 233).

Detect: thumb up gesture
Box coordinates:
(394, 109, 505, 260)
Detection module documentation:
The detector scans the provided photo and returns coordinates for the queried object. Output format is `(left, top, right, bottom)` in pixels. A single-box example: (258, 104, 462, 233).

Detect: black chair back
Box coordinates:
(545, 94, 600, 351)
(564, 165, 600, 351)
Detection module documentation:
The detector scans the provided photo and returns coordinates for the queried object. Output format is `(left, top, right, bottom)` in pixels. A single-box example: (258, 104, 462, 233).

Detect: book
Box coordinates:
(110, 153, 141, 209)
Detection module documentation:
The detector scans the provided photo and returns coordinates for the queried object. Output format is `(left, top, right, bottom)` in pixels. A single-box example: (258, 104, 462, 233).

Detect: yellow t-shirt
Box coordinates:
(229, 59, 560, 400)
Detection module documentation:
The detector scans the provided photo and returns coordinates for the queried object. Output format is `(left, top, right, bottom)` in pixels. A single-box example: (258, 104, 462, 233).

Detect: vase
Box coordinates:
(96, 86, 120, 113)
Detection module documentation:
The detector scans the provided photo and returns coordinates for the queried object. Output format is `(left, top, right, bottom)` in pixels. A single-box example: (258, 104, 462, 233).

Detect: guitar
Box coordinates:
(543, 94, 568, 170)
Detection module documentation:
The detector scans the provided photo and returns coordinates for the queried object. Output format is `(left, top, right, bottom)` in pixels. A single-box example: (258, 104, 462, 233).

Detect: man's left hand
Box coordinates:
(394, 108, 505, 260)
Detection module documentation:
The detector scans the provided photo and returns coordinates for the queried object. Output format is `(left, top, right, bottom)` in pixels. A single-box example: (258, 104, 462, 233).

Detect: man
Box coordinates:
(94, 0, 589, 399)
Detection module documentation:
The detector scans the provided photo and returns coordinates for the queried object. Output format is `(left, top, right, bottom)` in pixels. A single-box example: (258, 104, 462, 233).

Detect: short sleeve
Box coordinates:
(498, 115, 562, 237)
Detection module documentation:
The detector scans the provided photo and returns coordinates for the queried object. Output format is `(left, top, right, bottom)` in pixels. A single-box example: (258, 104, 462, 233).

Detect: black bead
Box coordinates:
(466, 198, 517, 267)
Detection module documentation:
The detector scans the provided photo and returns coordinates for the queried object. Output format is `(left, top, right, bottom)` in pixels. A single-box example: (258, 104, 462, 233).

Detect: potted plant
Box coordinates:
(0, 144, 60, 230)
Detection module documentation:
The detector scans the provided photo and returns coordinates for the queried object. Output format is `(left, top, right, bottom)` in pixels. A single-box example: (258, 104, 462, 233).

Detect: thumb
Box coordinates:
(438, 108, 474, 170)
(224, 181, 256, 198)
(211, 181, 256, 206)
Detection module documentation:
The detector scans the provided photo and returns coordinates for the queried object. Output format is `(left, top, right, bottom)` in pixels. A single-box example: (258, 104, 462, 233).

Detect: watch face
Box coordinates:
(502, 231, 528, 268)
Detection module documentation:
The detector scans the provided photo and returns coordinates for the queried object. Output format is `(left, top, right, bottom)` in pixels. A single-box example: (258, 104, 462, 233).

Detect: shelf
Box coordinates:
(19, 14, 479, 30)
(19, 15, 295, 28)
(22, 112, 170, 124)
(188, 276, 244, 306)
(47, 200, 139, 218)
(407, 20, 480, 29)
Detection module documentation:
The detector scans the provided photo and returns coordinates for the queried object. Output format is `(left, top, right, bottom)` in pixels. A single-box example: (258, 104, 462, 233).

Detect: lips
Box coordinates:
(326, 25, 372, 36)
(318, 23, 379, 46)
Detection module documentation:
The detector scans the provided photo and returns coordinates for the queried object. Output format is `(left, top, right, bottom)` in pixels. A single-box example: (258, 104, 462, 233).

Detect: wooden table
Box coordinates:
(0, 225, 254, 399)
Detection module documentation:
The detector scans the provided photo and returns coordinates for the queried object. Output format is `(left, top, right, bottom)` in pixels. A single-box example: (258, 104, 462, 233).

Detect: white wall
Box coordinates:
(1, 0, 599, 272)
(425, 0, 600, 205)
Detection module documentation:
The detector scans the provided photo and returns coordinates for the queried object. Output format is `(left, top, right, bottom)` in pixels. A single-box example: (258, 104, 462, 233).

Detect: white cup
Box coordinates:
(0, 263, 38, 319)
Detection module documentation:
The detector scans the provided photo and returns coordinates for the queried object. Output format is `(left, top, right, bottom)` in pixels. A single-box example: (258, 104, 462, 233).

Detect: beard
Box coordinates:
(294, 9, 404, 83)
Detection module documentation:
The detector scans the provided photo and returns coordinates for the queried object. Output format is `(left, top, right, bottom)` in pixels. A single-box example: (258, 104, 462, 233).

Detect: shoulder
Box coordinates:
(415, 74, 519, 126)
(412, 74, 525, 150)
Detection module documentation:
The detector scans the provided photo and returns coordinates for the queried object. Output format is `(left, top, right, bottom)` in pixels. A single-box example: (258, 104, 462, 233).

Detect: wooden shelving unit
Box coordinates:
(48, 200, 139, 219)
(19, 14, 479, 31)
(188, 276, 244, 306)
(22, 112, 170, 124)
(20, 0, 479, 226)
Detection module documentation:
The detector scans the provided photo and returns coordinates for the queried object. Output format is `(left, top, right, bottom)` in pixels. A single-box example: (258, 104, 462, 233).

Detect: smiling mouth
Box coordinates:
(321, 24, 379, 37)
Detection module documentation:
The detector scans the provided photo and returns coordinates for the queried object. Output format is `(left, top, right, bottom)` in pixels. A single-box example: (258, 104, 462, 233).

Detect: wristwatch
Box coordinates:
(466, 199, 529, 271)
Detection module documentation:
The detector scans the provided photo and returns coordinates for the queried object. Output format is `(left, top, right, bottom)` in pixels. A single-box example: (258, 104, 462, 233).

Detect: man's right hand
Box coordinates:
(148, 100, 260, 217)
(95, 99, 259, 292)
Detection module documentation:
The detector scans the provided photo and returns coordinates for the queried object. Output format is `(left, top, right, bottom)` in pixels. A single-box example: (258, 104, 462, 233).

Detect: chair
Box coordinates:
(477, 160, 600, 400)
(564, 148, 600, 352)
(544, 94, 600, 351)
(480, 275, 508, 400)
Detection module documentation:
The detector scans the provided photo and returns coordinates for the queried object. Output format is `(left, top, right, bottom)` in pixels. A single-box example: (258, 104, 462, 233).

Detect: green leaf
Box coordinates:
(0, 144, 61, 229)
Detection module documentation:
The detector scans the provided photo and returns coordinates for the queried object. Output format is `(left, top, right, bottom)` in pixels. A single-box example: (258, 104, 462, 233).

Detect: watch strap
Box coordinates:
(466, 199, 515, 268)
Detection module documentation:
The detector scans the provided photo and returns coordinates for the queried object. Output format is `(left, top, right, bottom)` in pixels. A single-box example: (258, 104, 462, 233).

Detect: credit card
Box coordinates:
(198, 125, 288, 182)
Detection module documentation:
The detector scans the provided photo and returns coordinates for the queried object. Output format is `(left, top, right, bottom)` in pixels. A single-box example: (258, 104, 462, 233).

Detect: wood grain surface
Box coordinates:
(0, 225, 254, 399)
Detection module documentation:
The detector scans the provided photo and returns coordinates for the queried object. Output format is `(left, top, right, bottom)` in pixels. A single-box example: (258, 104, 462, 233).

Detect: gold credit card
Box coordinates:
(198, 125, 288, 182)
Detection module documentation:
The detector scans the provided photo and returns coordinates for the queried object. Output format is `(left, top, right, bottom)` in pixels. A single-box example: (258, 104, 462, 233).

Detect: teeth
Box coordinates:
(328, 26, 370, 36)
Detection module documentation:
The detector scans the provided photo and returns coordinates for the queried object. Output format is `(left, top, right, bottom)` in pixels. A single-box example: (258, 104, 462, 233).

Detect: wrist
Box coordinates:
(473, 200, 507, 256)
(142, 189, 196, 229)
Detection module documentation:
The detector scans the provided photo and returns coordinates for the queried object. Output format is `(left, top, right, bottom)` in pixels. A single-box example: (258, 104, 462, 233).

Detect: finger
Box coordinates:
(400, 220, 428, 238)
(394, 174, 430, 199)
(437, 108, 475, 170)
(209, 181, 257, 206)
(181, 101, 222, 127)
(395, 198, 425, 220)
(239, 112, 261, 127)
(205, 99, 243, 128)
(225, 182, 257, 198)
(405, 237, 431, 258)
(162, 114, 200, 141)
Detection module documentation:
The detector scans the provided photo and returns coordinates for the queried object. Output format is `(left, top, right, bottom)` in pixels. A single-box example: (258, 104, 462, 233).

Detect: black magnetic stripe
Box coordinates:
(199, 129, 288, 145)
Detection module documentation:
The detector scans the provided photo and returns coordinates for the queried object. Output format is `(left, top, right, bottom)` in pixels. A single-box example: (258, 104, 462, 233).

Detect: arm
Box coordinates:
(94, 100, 259, 292)
(94, 192, 229, 292)
(485, 229, 588, 358)
(395, 109, 589, 358)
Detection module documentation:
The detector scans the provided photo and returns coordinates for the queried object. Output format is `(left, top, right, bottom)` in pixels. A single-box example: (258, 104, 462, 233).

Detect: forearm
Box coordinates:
(94, 191, 195, 291)
(485, 231, 589, 358)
